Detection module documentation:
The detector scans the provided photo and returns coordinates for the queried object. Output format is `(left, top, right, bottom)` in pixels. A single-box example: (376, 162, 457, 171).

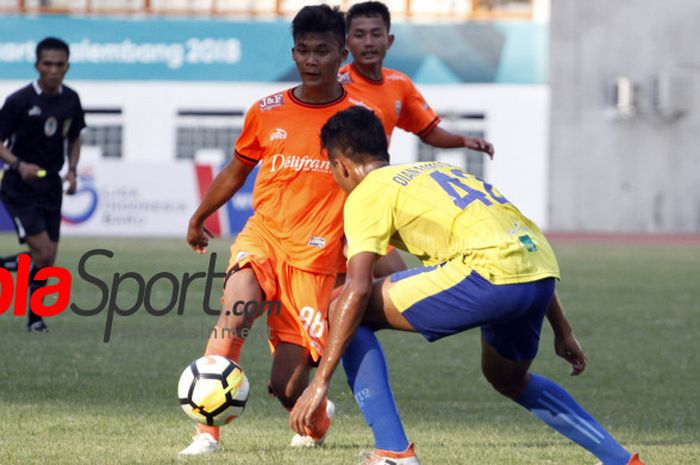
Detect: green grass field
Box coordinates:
(0, 235, 698, 465)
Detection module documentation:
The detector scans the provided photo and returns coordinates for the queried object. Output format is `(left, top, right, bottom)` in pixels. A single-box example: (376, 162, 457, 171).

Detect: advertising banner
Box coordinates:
(0, 16, 546, 84)
(60, 160, 199, 236)
(0, 160, 255, 237)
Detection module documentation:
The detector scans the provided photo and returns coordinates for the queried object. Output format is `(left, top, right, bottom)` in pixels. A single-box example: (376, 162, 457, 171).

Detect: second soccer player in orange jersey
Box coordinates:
(340, 1, 494, 156)
(181, 5, 382, 455)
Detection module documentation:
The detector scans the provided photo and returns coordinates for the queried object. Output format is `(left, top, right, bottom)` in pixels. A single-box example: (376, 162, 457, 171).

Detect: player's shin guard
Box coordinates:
(197, 332, 246, 441)
(342, 325, 409, 452)
(205, 330, 246, 363)
(516, 373, 632, 465)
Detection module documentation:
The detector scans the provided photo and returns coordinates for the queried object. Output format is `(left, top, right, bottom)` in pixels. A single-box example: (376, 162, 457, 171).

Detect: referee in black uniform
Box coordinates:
(0, 37, 86, 332)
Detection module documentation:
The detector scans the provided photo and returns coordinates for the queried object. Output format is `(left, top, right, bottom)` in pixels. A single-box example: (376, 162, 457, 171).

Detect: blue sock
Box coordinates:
(517, 373, 632, 465)
(341, 325, 409, 452)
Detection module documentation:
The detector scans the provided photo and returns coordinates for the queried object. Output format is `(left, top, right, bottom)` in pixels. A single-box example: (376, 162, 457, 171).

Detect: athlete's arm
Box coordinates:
(289, 251, 378, 435)
(0, 143, 19, 168)
(64, 138, 81, 195)
(547, 291, 587, 376)
(374, 248, 407, 277)
(187, 158, 255, 253)
(0, 143, 42, 181)
(421, 125, 495, 158)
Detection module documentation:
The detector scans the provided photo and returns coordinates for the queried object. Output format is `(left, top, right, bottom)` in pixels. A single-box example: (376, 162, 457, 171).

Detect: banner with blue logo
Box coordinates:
(0, 160, 255, 237)
(0, 16, 546, 84)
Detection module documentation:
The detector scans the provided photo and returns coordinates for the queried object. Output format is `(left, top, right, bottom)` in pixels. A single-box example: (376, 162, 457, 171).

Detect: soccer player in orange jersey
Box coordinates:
(334, 1, 493, 281)
(180, 5, 382, 455)
(340, 1, 494, 156)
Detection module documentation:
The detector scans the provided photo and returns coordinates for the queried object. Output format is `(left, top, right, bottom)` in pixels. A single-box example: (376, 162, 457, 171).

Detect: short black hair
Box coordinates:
(346, 1, 391, 32)
(36, 37, 70, 62)
(321, 107, 389, 163)
(292, 4, 346, 49)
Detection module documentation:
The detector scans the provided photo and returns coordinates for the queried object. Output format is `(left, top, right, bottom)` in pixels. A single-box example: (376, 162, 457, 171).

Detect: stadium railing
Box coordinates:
(0, 0, 534, 20)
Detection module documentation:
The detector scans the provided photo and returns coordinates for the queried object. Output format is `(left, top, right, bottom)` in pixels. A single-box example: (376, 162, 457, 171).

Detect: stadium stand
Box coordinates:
(0, 0, 533, 19)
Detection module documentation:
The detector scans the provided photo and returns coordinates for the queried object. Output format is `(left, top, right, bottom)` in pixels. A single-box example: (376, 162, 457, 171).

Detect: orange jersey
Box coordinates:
(234, 87, 381, 274)
(338, 63, 440, 138)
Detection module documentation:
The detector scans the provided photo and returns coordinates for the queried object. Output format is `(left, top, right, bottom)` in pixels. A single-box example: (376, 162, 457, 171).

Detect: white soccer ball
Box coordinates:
(178, 355, 249, 426)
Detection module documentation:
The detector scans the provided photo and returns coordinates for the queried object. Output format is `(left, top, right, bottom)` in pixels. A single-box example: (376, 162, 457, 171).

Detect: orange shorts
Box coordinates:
(227, 226, 335, 363)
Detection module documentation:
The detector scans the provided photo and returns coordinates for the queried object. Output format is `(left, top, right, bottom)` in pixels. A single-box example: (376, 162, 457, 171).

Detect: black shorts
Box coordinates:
(0, 172, 62, 243)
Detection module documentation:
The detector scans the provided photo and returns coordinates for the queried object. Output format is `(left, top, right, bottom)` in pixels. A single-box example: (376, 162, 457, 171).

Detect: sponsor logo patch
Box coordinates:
(307, 236, 326, 248)
(44, 117, 57, 137)
(28, 105, 41, 116)
(269, 154, 331, 174)
(519, 235, 538, 252)
(338, 72, 352, 84)
(259, 93, 284, 112)
(269, 128, 287, 141)
(62, 118, 72, 138)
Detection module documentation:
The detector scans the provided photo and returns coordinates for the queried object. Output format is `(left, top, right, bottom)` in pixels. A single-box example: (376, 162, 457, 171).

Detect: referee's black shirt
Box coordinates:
(0, 80, 86, 175)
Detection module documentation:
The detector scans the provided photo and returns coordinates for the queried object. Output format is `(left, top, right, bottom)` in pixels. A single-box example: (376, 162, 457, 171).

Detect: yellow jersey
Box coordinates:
(344, 162, 560, 285)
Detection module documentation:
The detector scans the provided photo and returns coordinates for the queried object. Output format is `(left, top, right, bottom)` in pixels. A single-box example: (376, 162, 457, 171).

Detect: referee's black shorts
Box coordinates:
(0, 172, 62, 243)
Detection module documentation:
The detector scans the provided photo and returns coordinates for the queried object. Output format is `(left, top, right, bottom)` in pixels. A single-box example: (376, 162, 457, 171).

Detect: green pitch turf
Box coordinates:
(0, 236, 698, 465)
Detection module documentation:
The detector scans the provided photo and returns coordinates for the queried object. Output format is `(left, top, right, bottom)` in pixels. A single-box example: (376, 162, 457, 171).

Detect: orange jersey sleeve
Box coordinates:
(234, 102, 265, 165)
(234, 87, 383, 274)
(396, 75, 440, 137)
(339, 64, 440, 138)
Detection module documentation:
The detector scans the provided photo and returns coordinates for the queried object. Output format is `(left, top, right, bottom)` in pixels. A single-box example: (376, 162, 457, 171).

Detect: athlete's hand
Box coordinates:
(187, 219, 214, 254)
(289, 379, 329, 437)
(17, 161, 43, 181)
(463, 136, 494, 159)
(554, 331, 587, 376)
(63, 170, 77, 195)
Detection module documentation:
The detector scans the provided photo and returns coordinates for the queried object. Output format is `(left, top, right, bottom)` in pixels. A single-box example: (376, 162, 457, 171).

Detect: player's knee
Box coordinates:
(225, 266, 261, 294)
(482, 367, 527, 400)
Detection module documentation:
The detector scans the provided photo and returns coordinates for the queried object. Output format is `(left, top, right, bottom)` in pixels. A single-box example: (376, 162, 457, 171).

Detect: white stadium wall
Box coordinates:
(0, 81, 549, 237)
(549, 0, 700, 233)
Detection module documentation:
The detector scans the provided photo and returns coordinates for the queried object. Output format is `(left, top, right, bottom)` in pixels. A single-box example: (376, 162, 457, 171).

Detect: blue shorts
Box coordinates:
(388, 261, 556, 361)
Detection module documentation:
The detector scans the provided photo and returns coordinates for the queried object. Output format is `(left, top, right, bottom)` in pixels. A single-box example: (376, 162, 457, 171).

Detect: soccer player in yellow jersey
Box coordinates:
(340, 1, 493, 155)
(291, 107, 644, 465)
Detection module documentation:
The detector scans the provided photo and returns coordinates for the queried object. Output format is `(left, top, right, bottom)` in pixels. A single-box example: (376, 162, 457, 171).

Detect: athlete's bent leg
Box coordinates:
(204, 266, 261, 361)
(194, 267, 262, 443)
(339, 277, 414, 452)
(481, 337, 633, 465)
(270, 342, 334, 446)
(25, 232, 57, 331)
(269, 342, 312, 409)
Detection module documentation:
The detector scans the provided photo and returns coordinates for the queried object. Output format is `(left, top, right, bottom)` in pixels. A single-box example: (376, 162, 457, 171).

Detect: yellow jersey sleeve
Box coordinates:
(344, 180, 395, 260)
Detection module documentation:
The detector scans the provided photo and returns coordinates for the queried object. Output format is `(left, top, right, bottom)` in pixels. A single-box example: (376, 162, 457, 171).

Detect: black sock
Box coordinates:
(28, 281, 48, 326)
(27, 264, 47, 327)
(0, 252, 29, 271)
